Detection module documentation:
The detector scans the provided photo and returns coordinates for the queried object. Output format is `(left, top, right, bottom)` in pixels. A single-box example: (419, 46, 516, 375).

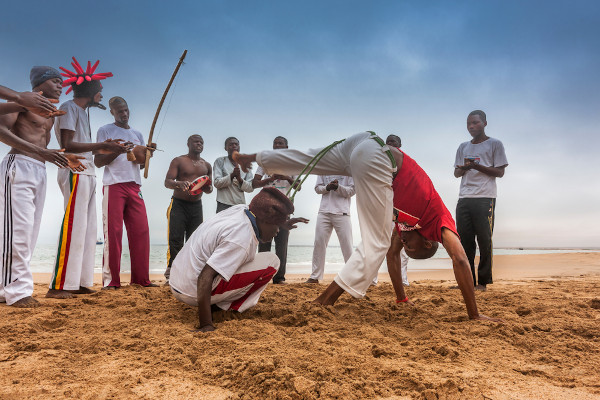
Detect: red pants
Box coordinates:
(102, 182, 151, 287)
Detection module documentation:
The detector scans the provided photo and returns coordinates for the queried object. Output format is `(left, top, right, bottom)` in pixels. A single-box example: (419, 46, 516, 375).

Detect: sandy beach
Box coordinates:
(1, 252, 599, 399)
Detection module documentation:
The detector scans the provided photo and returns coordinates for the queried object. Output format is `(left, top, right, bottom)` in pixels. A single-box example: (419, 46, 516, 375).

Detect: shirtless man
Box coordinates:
(164, 134, 213, 282)
(0, 67, 85, 308)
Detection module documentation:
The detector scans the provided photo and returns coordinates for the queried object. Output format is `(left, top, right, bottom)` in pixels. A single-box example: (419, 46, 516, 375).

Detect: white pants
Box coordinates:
(0, 155, 46, 305)
(400, 248, 409, 286)
(172, 252, 280, 312)
(258, 132, 395, 297)
(49, 170, 96, 291)
(310, 213, 353, 280)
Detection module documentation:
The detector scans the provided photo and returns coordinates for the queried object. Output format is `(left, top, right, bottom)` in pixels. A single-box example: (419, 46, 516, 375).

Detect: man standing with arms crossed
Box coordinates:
(95, 97, 157, 289)
(454, 110, 508, 291)
(164, 134, 213, 284)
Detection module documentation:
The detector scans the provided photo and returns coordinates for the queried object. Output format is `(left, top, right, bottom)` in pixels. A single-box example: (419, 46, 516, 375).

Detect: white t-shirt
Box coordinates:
(255, 165, 296, 195)
(454, 137, 508, 198)
(169, 205, 259, 299)
(96, 123, 145, 186)
(54, 100, 95, 176)
(315, 175, 355, 215)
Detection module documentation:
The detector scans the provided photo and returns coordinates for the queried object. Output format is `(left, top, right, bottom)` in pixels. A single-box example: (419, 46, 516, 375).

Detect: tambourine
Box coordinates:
(189, 175, 211, 195)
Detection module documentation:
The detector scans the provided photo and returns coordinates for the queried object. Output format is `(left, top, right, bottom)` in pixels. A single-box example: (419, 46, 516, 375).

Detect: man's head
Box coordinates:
(467, 110, 487, 138)
(386, 135, 402, 148)
(109, 97, 129, 126)
(401, 230, 439, 259)
(187, 134, 204, 154)
(30, 66, 63, 100)
(224, 137, 240, 156)
(249, 187, 294, 243)
(273, 136, 288, 150)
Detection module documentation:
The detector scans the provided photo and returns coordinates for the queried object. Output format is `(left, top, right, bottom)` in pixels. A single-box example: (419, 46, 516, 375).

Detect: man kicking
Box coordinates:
(233, 131, 500, 322)
(169, 188, 308, 332)
(0, 67, 85, 307)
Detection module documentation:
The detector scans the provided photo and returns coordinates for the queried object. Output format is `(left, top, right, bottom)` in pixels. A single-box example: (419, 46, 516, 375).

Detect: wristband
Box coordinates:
(396, 297, 409, 303)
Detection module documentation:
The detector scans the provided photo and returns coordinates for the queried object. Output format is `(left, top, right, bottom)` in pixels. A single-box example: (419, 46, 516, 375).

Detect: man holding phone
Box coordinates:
(454, 110, 508, 291)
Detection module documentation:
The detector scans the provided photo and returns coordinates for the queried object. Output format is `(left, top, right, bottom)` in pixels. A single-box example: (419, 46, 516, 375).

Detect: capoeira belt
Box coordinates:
(367, 131, 397, 170)
(286, 131, 396, 201)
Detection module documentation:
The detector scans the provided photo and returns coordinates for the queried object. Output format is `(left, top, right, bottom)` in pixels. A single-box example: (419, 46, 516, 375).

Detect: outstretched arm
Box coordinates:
(196, 265, 219, 332)
(0, 87, 57, 115)
(441, 228, 502, 322)
(0, 113, 69, 167)
(387, 229, 412, 305)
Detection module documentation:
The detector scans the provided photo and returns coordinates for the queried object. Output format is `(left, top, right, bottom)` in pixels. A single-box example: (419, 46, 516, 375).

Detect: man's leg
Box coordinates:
(49, 172, 95, 295)
(400, 248, 410, 286)
(123, 184, 151, 286)
(332, 214, 353, 262)
(1, 156, 45, 307)
(216, 202, 232, 213)
(472, 198, 495, 286)
(456, 198, 477, 285)
(333, 137, 394, 299)
(80, 177, 96, 292)
(272, 227, 289, 283)
(166, 199, 186, 281)
(211, 252, 280, 312)
(258, 240, 272, 253)
(101, 183, 125, 288)
(309, 213, 334, 281)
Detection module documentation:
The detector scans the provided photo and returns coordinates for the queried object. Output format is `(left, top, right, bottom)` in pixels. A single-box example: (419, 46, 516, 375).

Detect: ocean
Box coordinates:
(30, 244, 598, 276)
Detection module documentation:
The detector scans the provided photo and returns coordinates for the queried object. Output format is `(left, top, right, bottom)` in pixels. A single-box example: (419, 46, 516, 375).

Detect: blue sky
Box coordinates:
(1, 1, 599, 247)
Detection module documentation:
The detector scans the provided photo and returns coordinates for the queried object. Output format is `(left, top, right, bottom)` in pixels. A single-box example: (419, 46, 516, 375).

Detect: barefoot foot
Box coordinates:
(231, 151, 255, 172)
(12, 296, 41, 308)
(66, 286, 96, 294)
(45, 289, 77, 299)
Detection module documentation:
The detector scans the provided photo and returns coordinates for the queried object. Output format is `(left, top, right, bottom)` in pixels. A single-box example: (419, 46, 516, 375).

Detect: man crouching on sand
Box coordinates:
(169, 187, 308, 332)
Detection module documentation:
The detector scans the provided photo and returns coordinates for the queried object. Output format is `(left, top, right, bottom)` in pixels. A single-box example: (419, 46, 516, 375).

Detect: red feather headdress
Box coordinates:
(60, 57, 113, 95)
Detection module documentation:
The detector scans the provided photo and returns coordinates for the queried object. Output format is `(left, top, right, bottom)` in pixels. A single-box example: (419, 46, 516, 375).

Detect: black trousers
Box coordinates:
(216, 201, 233, 213)
(165, 198, 203, 280)
(456, 198, 496, 286)
(258, 228, 290, 283)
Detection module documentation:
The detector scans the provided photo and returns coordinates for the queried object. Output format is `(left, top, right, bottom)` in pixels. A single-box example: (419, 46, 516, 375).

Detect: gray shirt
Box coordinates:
(454, 137, 508, 198)
(213, 156, 254, 205)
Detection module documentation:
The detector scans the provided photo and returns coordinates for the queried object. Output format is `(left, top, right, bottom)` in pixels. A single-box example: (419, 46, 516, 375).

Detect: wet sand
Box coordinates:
(1, 252, 599, 399)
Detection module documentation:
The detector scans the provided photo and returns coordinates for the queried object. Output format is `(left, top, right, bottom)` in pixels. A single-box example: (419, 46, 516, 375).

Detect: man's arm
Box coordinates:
(336, 177, 355, 198)
(240, 169, 255, 193)
(164, 158, 190, 191)
(466, 162, 506, 178)
(252, 173, 276, 188)
(441, 228, 502, 322)
(387, 230, 413, 305)
(314, 176, 328, 194)
(196, 265, 219, 332)
(0, 86, 56, 114)
(0, 103, 26, 116)
(0, 113, 69, 167)
(203, 161, 213, 193)
(61, 129, 127, 155)
(212, 158, 233, 189)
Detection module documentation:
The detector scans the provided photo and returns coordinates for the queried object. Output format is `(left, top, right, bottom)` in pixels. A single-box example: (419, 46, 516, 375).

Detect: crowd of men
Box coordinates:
(0, 62, 507, 332)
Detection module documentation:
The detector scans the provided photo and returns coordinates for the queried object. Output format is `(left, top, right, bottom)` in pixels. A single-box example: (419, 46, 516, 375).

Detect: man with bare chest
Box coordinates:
(0, 66, 85, 307)
(164, 134, 213, 282)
